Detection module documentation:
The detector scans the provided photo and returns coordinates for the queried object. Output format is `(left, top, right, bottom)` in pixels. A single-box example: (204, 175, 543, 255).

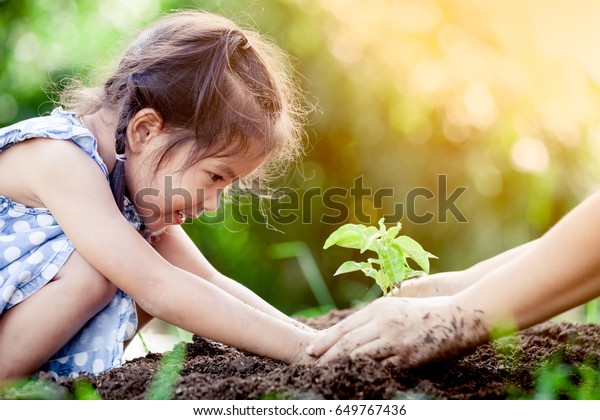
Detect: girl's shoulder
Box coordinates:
(0, 108, 109, 178)
(1, 108, 82, 145)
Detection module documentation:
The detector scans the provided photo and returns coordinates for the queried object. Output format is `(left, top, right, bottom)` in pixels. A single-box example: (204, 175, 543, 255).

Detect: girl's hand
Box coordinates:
(290, 350, 318, 365)
(289, 329, 320, 366)
(307, 296, 487, 368)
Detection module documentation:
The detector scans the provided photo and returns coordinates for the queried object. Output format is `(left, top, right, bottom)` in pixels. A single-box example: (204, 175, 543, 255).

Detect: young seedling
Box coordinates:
(324, 218, 436, 295)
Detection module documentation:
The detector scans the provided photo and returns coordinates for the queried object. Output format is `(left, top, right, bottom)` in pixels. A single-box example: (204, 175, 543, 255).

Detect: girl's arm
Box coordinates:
(150, 225, 312, 331)
(29, 140, 314, 364)
(310, 191, 600, 365)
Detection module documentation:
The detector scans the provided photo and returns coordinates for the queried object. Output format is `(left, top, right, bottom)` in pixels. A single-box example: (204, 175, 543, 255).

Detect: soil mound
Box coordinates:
(30, 310, 600, 399)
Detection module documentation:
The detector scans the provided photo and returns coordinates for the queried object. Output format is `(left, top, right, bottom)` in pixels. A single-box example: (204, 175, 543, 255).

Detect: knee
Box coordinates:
(84, 271, 118, 310)
(55, 251, 118, 311)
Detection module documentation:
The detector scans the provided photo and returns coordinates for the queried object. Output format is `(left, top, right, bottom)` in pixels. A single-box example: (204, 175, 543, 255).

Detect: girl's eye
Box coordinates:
(209, 172, 224, 183)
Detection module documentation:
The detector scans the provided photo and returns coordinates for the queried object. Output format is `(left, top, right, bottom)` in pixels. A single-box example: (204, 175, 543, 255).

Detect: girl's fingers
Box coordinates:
(306, 310, 371, 358)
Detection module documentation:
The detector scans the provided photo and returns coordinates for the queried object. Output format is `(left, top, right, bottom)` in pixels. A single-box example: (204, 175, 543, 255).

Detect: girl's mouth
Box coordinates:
(175, 210, 186, 224)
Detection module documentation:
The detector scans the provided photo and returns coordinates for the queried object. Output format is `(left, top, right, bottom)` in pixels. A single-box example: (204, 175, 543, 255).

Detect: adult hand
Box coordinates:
(307, 296, 488, 368)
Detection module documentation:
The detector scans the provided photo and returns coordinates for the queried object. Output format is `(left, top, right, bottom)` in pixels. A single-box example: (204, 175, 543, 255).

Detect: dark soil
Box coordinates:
(24, 310, 600, 399)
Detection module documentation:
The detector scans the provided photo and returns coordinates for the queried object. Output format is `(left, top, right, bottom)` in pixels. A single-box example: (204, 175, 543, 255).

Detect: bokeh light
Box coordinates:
(2, 0, 600, 316)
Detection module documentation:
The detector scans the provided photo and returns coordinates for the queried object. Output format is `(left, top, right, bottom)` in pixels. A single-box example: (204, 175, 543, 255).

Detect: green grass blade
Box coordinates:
(145, 342, 187, 400)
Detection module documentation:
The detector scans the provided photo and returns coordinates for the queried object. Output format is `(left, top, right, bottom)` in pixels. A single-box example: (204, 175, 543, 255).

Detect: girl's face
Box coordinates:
(126, 136, 264, 235)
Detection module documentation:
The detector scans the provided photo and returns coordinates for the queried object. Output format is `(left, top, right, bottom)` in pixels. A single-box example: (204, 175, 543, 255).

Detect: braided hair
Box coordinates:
(61, 11, 306, 212)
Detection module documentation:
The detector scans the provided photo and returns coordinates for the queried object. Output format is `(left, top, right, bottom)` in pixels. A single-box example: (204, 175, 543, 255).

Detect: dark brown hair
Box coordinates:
(61, 11, 305, 210)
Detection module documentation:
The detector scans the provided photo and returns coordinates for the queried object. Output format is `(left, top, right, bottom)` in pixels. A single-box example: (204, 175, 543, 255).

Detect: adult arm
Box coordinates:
(399, 240, 537, 297)
(309, 191, 600, 366)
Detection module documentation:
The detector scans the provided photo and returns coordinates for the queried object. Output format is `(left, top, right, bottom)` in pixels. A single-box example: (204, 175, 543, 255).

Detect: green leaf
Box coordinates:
(323, 218, 438, 297)
(395, 235, 435, 274)
(374, 270, 393, 295)
(384, 222, 402, 241)
(405, 268, 426, 279)
(378, 217, 387, 234)
(360, 265, 378, 280)
(334, 261, 378, 280)
(360, 226, 381, 253)
(323, 224, 366, 250)
(146, 342, 186, 400)
(380, 242, 406, 284)
(72, 380, 102, 400)
(333, 261, 363, 275)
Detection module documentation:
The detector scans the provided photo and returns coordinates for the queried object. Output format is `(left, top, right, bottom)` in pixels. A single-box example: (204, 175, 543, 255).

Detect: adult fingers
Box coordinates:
(351, 344, 422, 369)
(397, 278, 431, 297)
(381, 355, 404, 367)
(381, 351, 425, 369)
(315, 323, 380, 365)
(348, 338, 392, 360)
(306, 309, 371, 358)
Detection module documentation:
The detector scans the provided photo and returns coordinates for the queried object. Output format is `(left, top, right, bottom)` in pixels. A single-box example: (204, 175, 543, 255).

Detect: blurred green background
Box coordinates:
(3, 0, 600, 320)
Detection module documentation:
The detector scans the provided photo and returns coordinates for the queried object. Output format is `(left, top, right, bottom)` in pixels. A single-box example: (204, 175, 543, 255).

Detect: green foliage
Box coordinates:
(258, 389, 290, 400)
(0, 377, 70, 400)
(269, 241, 336, 308)
(505, 355, 600, 400)
(291, 304, 336, 319)
(489, 317, 522, 363)
(71, 379, 102, 400)
(324, 218, 436, 295)
(1, 0, 596, 315)
(585, 299, 598, 323)
(145, 342, 187, 400)
(531, 358, 600, 400)
(137, 332, 151, 354)
(0, 377, 100, 400)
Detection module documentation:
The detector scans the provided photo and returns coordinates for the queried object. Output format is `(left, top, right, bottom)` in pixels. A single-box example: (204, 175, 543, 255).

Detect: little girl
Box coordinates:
(0, 11, 317, 379)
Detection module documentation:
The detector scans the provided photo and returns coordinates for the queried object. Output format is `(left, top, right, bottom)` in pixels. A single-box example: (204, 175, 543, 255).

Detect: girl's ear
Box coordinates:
(127, 108, 164, 154)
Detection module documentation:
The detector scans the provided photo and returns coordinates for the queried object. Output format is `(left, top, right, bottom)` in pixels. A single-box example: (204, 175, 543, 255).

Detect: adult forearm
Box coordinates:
(456, 193, 600, 332)
(458, 252, 600, 332)
(464, 240, 537, 280)
(400, 241, 537, 297)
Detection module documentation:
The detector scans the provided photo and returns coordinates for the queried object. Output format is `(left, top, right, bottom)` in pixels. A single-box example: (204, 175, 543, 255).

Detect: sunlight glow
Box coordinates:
(510, 137, 550, 173)
(320, 0, 600, 165)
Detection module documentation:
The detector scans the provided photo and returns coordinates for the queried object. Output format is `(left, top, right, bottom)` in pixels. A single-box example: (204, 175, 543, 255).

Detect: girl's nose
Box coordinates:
(203, 189, 223, 212)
